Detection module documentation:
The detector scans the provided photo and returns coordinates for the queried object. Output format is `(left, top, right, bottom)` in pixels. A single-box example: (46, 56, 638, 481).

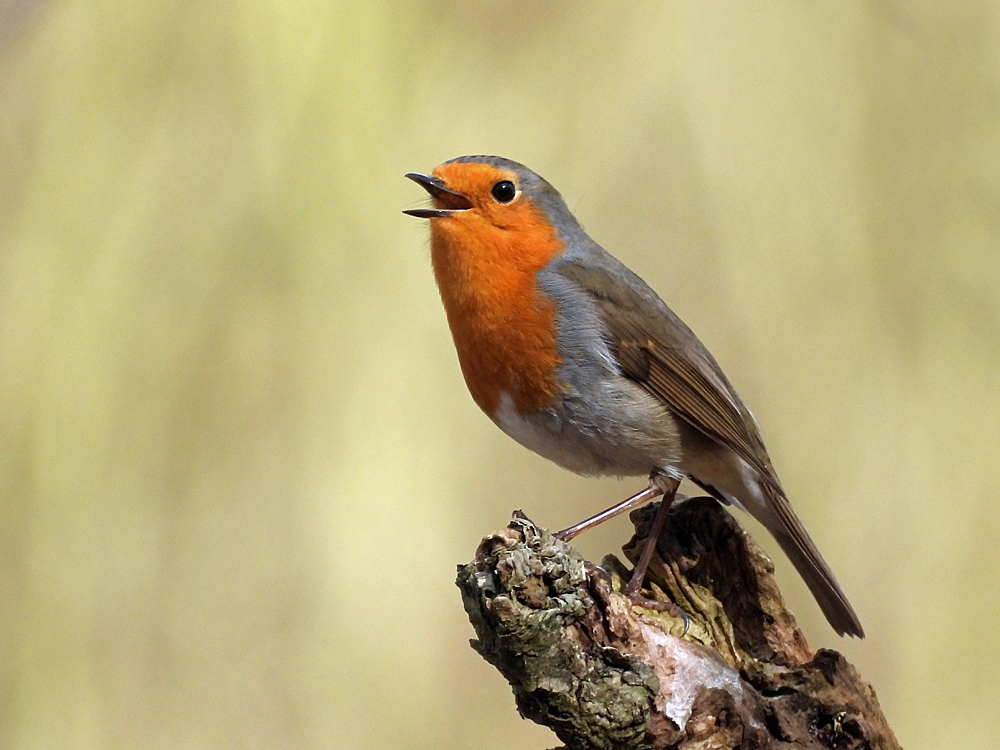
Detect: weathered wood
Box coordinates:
(456, 496, 899, 750)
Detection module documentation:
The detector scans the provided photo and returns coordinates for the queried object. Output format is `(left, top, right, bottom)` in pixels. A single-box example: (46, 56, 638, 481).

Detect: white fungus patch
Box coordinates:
(638, 621, 747, 729)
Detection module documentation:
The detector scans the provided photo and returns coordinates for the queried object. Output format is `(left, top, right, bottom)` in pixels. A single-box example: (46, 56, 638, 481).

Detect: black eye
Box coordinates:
(490, 180, 516, 203)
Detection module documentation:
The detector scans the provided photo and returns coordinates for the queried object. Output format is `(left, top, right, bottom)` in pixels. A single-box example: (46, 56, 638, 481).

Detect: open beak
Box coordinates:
(403, 173, 473, 218)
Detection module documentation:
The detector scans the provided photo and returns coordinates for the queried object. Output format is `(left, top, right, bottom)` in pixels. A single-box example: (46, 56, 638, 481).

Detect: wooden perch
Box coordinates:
(456, 496, 900, 750)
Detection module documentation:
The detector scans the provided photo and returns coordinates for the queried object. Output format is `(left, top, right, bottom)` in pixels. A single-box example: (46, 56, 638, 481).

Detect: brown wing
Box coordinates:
(558, 258, 783, 495)
(556, 257, 866, 637)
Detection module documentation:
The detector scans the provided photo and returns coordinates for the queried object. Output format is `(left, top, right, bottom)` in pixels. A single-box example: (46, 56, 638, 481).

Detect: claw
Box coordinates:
(623, 588, 691, 636)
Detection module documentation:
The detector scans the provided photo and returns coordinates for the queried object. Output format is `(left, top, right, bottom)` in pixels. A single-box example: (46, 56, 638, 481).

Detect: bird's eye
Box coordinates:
(490, 180, 517, 203)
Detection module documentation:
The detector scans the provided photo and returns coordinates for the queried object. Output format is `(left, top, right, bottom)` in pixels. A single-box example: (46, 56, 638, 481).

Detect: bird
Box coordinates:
(403, 155, 864, 638)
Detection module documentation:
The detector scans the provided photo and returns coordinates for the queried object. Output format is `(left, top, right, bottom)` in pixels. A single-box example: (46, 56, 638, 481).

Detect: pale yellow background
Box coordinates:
(2, 2, 998, 748)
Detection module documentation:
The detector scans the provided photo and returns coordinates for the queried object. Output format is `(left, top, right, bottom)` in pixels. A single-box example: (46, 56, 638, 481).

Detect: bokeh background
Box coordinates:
(2, 2, 998, 748)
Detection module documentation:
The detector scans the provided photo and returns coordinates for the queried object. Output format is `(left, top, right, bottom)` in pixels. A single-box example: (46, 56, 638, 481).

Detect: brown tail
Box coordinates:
(766, 487, 865, 638)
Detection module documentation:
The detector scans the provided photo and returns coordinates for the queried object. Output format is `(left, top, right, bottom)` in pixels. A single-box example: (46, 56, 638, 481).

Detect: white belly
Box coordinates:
(490, 390, 682, 478)
(491, 393, 604, 474)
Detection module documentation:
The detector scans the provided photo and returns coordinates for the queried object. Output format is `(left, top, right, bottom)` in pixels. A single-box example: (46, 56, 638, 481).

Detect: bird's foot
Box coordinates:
(621, 582, 691, 635)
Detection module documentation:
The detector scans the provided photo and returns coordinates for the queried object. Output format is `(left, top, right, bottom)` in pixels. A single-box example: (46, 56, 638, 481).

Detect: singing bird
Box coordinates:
(404, 155, 863, 638)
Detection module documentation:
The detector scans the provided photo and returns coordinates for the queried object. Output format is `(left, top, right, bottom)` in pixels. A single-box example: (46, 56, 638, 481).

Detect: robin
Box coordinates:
(404, 155, 864, 638)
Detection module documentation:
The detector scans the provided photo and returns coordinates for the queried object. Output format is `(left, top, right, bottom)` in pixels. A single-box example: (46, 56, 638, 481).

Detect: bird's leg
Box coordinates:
(618, 474, 688, 629)
(554, 474, 666, 542)
(555, 472, 689, 627)
(621, 473, 680, 600)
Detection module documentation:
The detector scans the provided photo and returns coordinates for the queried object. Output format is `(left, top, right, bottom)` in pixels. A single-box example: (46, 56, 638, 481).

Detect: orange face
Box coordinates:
(415, 161, 567, 417)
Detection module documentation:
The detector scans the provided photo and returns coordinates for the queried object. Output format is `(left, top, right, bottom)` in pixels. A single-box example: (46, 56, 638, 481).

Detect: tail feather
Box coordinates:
(766, 487, 865, 638)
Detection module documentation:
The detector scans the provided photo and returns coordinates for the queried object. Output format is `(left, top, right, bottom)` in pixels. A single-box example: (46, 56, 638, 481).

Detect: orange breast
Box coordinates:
(430, 200, 566, 417)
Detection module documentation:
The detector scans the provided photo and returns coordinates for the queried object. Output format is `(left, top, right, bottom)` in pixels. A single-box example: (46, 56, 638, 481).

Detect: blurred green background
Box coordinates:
(2, 1, 998, 748)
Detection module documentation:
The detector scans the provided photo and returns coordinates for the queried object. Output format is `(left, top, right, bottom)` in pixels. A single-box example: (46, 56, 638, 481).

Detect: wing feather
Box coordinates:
(558, 257, 781, 494)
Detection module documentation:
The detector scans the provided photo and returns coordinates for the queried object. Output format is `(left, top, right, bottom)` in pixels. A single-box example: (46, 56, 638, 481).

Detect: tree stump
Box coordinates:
(456, 495, 899, 750)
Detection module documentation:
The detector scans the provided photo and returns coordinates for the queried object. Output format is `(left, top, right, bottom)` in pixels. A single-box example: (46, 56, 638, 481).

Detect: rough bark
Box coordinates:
(456, 496, 900, 750)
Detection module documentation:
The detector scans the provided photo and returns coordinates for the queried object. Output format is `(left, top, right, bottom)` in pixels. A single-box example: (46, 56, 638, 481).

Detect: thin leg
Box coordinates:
(555, 475, 665, 542)
(556, 471, 689, 627)
(622, 474, 680, 599)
